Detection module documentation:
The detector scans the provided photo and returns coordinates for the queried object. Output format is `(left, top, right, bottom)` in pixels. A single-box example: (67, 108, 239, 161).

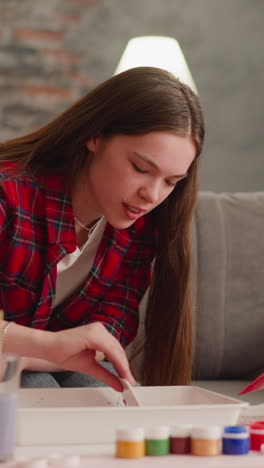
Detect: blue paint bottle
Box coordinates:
(223, 425, 249, 455)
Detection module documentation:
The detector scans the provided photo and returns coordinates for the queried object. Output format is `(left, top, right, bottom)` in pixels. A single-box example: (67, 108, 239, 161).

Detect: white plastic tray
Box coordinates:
(17, 386, 248, 446)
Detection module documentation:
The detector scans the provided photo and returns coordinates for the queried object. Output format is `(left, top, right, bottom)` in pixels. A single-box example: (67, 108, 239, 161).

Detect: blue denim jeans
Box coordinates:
(20, 362, 118, 388)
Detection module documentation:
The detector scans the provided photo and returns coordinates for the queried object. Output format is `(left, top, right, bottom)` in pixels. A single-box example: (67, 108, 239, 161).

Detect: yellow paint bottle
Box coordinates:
(116, 428, 145, 458)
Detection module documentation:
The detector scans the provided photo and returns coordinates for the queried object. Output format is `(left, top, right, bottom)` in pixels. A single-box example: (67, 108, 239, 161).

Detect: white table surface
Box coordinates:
(7, 445, 264, 468)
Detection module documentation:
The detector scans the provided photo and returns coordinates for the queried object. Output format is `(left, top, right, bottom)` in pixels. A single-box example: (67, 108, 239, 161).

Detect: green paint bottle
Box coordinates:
(145, 426, 170, 456)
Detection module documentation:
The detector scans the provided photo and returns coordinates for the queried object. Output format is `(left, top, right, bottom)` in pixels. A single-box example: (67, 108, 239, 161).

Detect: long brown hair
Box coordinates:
(0, 67, 204, 385)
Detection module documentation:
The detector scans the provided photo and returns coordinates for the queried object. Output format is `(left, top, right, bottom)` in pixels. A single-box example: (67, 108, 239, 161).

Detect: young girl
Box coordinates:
(0, 66, 204, 389)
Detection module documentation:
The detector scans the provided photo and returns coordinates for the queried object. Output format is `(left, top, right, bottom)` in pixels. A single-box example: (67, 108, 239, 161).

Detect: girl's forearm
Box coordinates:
(2, 321, 65, 371)
(21, 356, 65, 372)
(2, 321, 104, 371)
(2, 320, 55, 362)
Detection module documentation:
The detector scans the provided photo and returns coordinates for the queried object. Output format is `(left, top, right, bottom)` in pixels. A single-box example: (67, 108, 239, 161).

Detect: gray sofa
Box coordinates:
(128, 191, 264, 405)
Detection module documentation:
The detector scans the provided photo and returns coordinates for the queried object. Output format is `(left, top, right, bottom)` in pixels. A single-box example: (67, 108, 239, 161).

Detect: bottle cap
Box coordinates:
(250, 421, 264, 435)
(62, 455, 81, 467)
(250, 421, 264, 430)
(191, 426, 222, 439)
(170, 424, 192, 437)
(27, 458, 49, 468)
(145, 426, 170, 440)
(224, 425, 248, 433)
(116, 427, 144, 441)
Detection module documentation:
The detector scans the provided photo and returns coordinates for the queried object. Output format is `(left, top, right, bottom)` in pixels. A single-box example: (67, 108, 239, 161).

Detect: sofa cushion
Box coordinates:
(193, 192, 264, 380)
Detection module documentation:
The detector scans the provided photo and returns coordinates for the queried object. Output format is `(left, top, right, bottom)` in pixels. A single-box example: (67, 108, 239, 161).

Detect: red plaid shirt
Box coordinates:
(0, 163, 157, 347)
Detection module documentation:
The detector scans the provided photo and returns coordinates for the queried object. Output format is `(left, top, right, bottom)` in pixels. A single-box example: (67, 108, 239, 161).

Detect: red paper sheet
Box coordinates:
(238, 373, 264, 395)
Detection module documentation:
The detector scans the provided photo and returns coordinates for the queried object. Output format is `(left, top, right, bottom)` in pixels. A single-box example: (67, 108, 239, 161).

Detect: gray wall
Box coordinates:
(0, 0, 263, 191)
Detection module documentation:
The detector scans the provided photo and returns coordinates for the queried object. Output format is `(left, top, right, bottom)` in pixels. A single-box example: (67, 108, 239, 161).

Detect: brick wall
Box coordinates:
(0, 0, 97, 141)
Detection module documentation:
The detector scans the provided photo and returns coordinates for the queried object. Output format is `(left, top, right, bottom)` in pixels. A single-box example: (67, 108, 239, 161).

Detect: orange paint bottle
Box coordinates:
(191, 426, 222, 456)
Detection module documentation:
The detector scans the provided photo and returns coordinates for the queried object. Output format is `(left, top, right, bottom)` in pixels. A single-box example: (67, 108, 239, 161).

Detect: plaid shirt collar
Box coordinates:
(36, 168, 137, 258)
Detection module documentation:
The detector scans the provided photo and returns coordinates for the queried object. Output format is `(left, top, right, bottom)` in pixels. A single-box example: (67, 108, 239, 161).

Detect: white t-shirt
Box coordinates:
(53, 217, 107, 308)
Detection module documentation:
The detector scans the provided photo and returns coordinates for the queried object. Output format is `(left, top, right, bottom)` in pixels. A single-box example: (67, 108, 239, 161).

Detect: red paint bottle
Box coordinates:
(249, 421, 264, 451)
(170, 424, 192, 454)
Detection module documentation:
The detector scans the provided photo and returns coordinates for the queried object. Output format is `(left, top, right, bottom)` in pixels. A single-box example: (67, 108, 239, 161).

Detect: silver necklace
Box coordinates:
(74, 217, 100, 237)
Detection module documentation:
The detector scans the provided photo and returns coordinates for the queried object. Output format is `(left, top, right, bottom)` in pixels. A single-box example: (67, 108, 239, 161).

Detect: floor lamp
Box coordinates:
(114, 36, 198, 94)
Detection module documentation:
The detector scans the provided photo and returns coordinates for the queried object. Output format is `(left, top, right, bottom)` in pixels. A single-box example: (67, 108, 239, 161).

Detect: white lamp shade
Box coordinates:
(114, 36, 198, 94)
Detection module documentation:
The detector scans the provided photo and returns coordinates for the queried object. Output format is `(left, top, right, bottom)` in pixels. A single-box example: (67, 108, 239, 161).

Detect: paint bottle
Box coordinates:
(191, 426, 222, 456)
(145, 426, 170, 456)
(170, 424, 192, 454)
(0, 354, 20, 463)
(115, 428, 145, 458)
(0, 392, 17, 462)
(222, 425, 249, 455)
(249, 421, 264, 451)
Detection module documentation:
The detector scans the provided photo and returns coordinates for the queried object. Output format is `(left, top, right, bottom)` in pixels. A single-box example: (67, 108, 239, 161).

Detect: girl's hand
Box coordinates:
(49, 322, 135, 392)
